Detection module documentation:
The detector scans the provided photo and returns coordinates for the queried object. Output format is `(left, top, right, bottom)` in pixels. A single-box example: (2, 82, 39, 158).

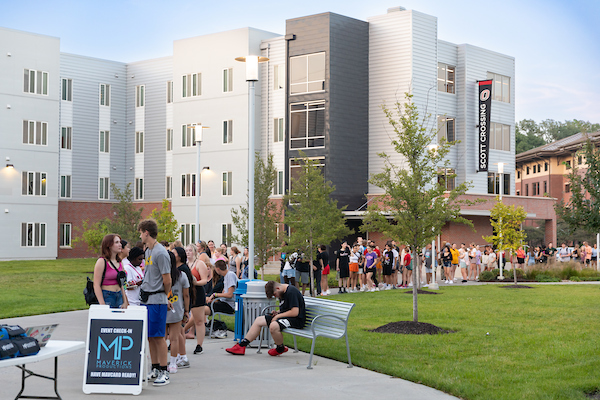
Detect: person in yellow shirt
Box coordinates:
(449, 243, 460, 284)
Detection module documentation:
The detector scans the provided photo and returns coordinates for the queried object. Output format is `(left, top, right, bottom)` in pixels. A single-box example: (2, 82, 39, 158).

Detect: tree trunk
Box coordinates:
(412, 250, 419, 322)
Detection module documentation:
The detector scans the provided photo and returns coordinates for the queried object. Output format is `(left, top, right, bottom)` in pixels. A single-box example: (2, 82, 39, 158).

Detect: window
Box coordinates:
(222, 172, 232, 196)
(274, 64, 284, 90)
(290, 158, 325, 185)
(437, 116, 455, 143)
(24, 69, 48, 95)
(99, 177, 109, 200)
(166, 176, 172, 199)
(525, 184, 529, 196)
(487, 72, 510, 103)
(60, 223, 72, 248)
(290, 101, 325, 149)
(223, 68, 233, 92)
(181, 173, 197, 197)
(526, 166, 530, 175)
(99, 131, 110, 153)
(136, 85, 145, 107)
(21, 171, 47, 196)
(533, 165, 537, 174)
(22, 120, 48, 146)
(537, 163, 541, 172)
(21, 222, 46, 247)
(565, 183, 571, 193)
(274, 170, 284, 195)
(578, 155, 583, 165)
(545, 162, 548, 171)
(290, 53, 325, 95)
(274, 118, 284, 142)
(517, 170, 521, 179)
(167, 80, 173, 103)
(62, 78, 72, 101)
(135, 178, 144, 200)
(532, 182, 540, 196)
(135, 131, 144, 154)
(544, 181, 547, 194)
(166, 129, 173, 151)
(181, 125, 196, 147)
(487, 172, 510, 195)
(100, 84, 110, 106)
(61, 127, 72, 150)
(437, 169, 456, 191)
(490, 122, 510, 151)
(223, 120, 233, 144)
(565, 160, 571, 169)
(180, 224, 196, 246)
(182, 73, 201, 97)
(60, 175, 71, 198)
(437, 63, 455, 94)
(221, 223, 232, 247)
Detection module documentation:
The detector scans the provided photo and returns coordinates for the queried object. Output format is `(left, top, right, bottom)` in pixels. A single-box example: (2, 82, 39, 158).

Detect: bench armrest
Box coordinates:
(309, 314, 348, 336)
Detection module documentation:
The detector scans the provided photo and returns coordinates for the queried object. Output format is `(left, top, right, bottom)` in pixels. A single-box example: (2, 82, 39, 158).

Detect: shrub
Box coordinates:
(479, 270, 496, 282)
(536, 274, 560, 282)
(569, 276, 581, 282)
(504, 268, 524, 280)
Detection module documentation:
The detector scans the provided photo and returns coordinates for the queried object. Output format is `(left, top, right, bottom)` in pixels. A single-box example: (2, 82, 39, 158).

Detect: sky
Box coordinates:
(1, 0, 598, 123)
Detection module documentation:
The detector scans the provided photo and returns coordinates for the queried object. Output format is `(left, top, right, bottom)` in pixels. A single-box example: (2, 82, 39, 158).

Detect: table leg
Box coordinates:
(14, 356, 62, 400)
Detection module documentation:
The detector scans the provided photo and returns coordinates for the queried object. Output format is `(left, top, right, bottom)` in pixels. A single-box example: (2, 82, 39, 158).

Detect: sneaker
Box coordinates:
(326, 289, 331, 295)
(147, 367, 160, 381)
(423, 284, 429, 288)
(445, 280, 449, 284)
(167, 364, 178, 374)
(374, 287, 380, 291)
(449, 280, 454, 284)
(176, 359, 190, 369)
(268, 346, 289, 356)
(408, 282, 413, 287)
(193, 345, 203, 354)
(213, 330, 228, 339)
(226, 343, 246, 355)
(320, 292, 327, 296)
(153, 370, 170, 386)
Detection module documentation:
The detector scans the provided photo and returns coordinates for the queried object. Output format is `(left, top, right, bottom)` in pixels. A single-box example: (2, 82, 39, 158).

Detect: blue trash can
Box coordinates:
(234, 279, 250, 342)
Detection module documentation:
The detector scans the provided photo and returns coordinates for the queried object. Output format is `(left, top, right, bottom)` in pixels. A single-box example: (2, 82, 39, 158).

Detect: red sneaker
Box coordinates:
(226, 343, 246, 355)
(268, 346, 289, 356)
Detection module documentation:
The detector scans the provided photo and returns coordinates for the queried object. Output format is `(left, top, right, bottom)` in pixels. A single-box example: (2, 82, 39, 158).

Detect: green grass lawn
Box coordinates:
(1, 259, 599, 399)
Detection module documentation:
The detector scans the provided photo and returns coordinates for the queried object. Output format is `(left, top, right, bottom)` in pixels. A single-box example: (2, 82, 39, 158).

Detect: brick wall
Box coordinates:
(57, 200, 166, 259)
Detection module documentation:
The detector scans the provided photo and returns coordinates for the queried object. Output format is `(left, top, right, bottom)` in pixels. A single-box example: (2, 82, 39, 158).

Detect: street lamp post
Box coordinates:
(235, 55, 269, 280)
(497, 162, 505, 280)
(428, 144, 439, 290)
(190, 124, 209, 246)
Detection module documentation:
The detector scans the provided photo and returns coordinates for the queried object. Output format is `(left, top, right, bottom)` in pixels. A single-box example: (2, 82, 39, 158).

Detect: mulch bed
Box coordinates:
(370, 321, 454, 335)
(402, 289, 440, 295)
(585, 391, 600, 399)
(500, 284, 534, 289)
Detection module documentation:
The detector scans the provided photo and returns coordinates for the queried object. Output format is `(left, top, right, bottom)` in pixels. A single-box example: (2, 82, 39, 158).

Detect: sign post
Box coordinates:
(82, 305, 147, 395)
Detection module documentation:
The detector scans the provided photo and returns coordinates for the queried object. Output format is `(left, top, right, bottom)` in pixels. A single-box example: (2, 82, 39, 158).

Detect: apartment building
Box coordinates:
(0, 7, 556, 260)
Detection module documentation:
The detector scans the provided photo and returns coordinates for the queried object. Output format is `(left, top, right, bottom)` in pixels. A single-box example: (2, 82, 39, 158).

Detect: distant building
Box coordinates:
(0, 7, 555, 260)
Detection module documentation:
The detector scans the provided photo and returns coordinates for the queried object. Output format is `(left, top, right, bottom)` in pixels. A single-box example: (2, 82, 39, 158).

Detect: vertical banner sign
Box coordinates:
(478, 80, 493, 172)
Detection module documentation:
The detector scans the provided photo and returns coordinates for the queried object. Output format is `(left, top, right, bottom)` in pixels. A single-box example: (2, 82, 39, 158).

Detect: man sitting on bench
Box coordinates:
(226, 281, 305, 356)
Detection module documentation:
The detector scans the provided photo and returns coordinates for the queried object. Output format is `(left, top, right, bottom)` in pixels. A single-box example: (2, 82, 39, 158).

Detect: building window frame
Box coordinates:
(22, 171, 47, 196)
(21, 222, 46, 247)
(487, 172, 510, 195)
(61, 127, 72, 150)
(290, 101, 325, 149)
(166, 128, 173, 151)
(135, 178, 144, 200)
(136, 85, 145, 107)
(222, 171, 232, 196)
(23, 120, 48, 146)
(181, 173, 197, 197)
(274, 170, 284, 196)
(437, 116, 455, 143)
(180, 223, 196, 246)
(99, 131, 110, 153)
(274, 117, 284, 143)
(290, 52, 325, 95)
(274, 64, 285, 91)
(60, 175, 71, 198)
(167, 80, 173, 103)
(59, 223, 72, 248)
(437, 63, 455, 94)
(221, 223, 232, 247)
(437, 169, 456, 191)
(62, 78, 72, 101)
(24, 69, 48, 95)
(99, 177, 110, 200)
(222, 120, 233, 144)
(135, 131, 144, 154)
(100, 84, 110, 106)
(223, 68, 233, 93)
(487, 72, 511, 103)
(490, 122, 511, 152)
(166, 176, 172, 199)
(181, 125, 196, 148)
(182, 73, 202, 98)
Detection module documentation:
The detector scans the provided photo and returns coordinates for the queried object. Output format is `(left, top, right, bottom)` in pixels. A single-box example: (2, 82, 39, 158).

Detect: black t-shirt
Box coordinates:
(178, 264, 194, 307)
(296, 258, 309, 272)
(338, 248, 350, 268)
(280, 285, 306, 326)
(317, 251, 329, 270)
(382, 250, 393, 268)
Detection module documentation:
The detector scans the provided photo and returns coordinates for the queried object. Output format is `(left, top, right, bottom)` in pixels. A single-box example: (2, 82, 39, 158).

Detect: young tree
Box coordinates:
(482, 200, 527, 285)
(107, 183, 143, 243)
(74, 218, 111, 254)
(363, 93, 473, 322)
(149, 199, 181, 243)
(284, 154, 352, 296)
(555, 138, 600, 237)
(231, 153, 282, 278)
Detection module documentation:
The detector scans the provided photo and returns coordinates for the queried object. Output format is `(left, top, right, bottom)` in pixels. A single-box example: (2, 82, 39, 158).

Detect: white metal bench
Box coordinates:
(259, 297, 355, 369)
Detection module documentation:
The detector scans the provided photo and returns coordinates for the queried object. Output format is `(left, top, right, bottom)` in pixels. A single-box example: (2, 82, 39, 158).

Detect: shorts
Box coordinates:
(102, 289, 123, 309)
(296, 270, 310, 284)
(405, 265, 412, 271)
(425, 265, 432, 273)
(191, 285, 206, 308)
(146, 303, 168, 338)
(366, 266, 376, 275)
(443, 260, 451, 268)
(322, 265, 330, 275)
(265, 314, 305, 331)
(517, 258, 525, 264)
(382, 264, 392, 276)
(358, 267, 364, 275)
(211, 300, 234, 314)
(460, 261, 467, 269)
(282, 268, 296, 279)
(349, 263, 359, 273)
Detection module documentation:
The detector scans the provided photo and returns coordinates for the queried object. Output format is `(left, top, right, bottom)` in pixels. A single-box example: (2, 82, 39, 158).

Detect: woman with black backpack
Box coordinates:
(93, 234, 129, 309)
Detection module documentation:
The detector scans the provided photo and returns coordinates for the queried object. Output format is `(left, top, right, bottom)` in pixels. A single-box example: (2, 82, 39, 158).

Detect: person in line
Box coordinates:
(336, 241, 350, 293)
(226, 281, 305, 356)
(281, 242, 297, 287)
(171, 247, 194, 367)
(583, 241, 592, 268)
(558, 243, 571, 262)
(295, 252, 311, 295)
(208, 240, 217, 264)
(138, 219, 172, 386)
(441, 244, 452, 284)
(488, 246, 498, 270)
(124, 244, 145, 306)
(363, 245, 378, 291)
(382, 242, 395, 289)
(449, 243, 459, 284)
(184, 243, 210, 353)
(205, 259, 238, 339)
(317, 245, 329, 296)
(469, 243, 478, 281)
(93, 234, 129, 309)
(422, 243, 433, 287)
(404, 246, 413, 287)
(391, 240, 400, 289)
(526, 245, 536, 268)
(459, 243, 469, 283)
(348, 244, 360, 293)
(592, 244, 598, 270)
(546, 242, 557, 264)
(480, 245, 489, 272)
(229, 246, 242, 276)
(166, 251, 190, 374)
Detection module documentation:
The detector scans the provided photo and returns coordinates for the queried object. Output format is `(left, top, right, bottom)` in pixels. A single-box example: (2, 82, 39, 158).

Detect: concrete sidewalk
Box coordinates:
(0, 310, 459, 400)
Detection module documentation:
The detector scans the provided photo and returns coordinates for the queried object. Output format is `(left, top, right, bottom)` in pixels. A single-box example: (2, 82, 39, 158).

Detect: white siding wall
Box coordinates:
(437, 40, 459, 166)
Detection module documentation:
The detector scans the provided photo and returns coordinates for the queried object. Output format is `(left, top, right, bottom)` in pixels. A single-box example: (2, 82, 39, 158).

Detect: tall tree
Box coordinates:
(516, 119, 545, 154)
(149, 199, 181, 243)
(363, 93, 473, 322)
(284, 154, 352, 296)
(482, 200, 527, 285)
(231, 153, 282, 277)
(107, 183, 143, 243)
(555, 138, 600, 237)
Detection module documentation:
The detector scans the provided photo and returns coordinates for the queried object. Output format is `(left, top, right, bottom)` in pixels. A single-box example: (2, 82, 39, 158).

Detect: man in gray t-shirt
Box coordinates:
(141, 242, 170, 305)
